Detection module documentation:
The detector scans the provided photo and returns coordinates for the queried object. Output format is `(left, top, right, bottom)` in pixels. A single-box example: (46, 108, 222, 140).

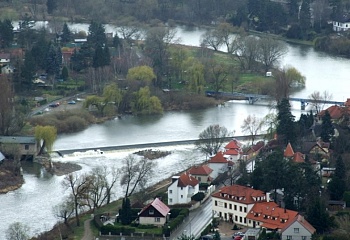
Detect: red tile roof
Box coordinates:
(281, 215, 316, 234)
(188, 165, 213, 176)
(212, 185, 266, 204)
(178, 172, 199, 187)
(293, 152, 305, 163)
(225, 139, 241, 150)
(319, 105, 346, 119)
(140, 198, 170, 217)
(345, 98, 350, 107)
(208, 152, 228, 163)
(284, 143, 294, 157)
(246, 202, 299, 230)
(225, 149, 240, 155)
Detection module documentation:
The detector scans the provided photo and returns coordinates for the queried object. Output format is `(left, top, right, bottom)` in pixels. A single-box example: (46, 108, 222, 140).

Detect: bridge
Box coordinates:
(205, 91, 345, 109)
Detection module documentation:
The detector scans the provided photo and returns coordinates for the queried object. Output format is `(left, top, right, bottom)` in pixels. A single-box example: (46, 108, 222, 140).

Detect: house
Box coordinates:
(281, 215, 316, 240)
(211, 184, 268, 225)
(167, 172, 199, 205)
(0, 136, 37, 160)
(246, 201, 298, 230)
(302, 141, 331, 160)
(138, 198, 170, 226)
(208, 151, 232, 179)
(1, 64, 15, 74)
(188, 165, 213, 184)
(284, 143, 305, 163)
(333, 15, 350, 31)
(0, 53, 10, 65)
(224, 139, 243, 162)
(243, 141, 265, 160)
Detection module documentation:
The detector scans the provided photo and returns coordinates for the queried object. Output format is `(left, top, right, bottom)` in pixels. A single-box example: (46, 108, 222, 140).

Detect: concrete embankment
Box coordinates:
(55, 135, 260, 156)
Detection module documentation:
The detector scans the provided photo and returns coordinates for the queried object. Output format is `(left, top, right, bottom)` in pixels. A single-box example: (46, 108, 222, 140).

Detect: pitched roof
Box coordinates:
(293, 152, 305, 163)
(0, 53, 10, 59)
(281, 215, 316, 234)
(212, 185, 266, 204)
(139, 198, 170, 217)
(225, 149, 240, 155)
(319, 105, 345, 119)
(178, 172, 199, 187)
(246, 202, 299, 230)
(0, 136, 36, 144)
(188, 165, 213, 176)
(208, 152, 228, 163)
(284, 143, 294, 158)
(225, 139, 241, 150)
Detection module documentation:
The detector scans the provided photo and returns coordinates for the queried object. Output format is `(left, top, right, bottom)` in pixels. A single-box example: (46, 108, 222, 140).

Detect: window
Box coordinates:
(169, 190, 172, 194)
(149, 209, 154, 215)
(229, 204, 232, 209)
(155, 217, 160, 222)
(198, 177, 201, 181)
(169, 198, 172, 203)
(294, 228, 299, 233)
(244, 207, 247, 213)
(302, 237, 307, 240)
(235, 216, 238, 222)
(240, 217, 242, 223)
(181, 195, 183, 198)
(181, 187, 183, 190)
(287, 236, 292, 240)
(224, 203, 227, 208)
(239, 206, 242, 212)
(25, 144, 29, 150)
(234, 205, 237, 210)
(215, 200, 218, 206)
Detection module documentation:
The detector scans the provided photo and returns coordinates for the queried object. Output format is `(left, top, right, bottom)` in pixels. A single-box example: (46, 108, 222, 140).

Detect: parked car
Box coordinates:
(68, 100, 76, 104)
(49, 102, 60, 107)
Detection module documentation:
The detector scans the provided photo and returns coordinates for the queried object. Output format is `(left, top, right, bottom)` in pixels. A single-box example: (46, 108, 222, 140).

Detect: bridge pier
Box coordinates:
(301, 101, 305, 110)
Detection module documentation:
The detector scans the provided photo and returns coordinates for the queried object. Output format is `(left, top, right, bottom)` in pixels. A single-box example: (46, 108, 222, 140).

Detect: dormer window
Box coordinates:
(149, 209, 154, 215)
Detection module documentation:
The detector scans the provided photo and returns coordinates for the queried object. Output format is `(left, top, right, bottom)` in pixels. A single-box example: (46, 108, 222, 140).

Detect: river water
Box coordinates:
(1, 23, 349, 238)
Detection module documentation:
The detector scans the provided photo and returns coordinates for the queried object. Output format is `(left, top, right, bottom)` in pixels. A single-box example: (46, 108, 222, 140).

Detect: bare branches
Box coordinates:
(309, 90, 333, 114)
(241, 115, 265, 145)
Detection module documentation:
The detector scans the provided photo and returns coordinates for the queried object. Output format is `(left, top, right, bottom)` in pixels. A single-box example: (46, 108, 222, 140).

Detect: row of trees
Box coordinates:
(56, 154, 155, 228)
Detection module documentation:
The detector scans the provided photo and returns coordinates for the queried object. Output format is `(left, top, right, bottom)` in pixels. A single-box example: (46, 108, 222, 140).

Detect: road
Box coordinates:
(170, 198, 213, 240)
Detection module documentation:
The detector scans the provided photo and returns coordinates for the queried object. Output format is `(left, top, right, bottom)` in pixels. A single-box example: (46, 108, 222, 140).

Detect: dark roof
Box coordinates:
(0, 136, 36, 144)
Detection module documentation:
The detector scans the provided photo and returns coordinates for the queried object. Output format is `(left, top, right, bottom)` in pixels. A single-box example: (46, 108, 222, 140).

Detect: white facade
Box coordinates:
(212, 197, 254, 225)
(167, 176, 199, 205)
(139, 216, 167, 226)
(333, 21, 350, 31)
(281, 221, 313, 240)
(223, 153, 240, 163)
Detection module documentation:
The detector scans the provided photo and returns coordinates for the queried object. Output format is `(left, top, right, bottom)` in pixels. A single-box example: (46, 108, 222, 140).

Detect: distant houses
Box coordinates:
(0, 136, 37, 160)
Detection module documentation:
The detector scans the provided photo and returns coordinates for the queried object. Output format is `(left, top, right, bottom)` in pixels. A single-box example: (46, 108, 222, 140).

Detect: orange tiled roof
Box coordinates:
(225, 149, 240, 156)
(246, 202, 299, 230)
(208, 152, 228, 163)
(225, 139, 241, 150)
(319, 105, 346, 119)
(212, 185, 266, 204)
(284, 143, 294, 157)
(281, 215, 316, 234)
(188, 165, 213, 176)
(293, 152, 305, 163)
(178, 172, 199, 187)
(345, 98, 350, 107)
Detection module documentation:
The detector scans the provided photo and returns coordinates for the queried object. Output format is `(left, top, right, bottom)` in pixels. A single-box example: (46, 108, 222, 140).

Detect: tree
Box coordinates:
(241, 115, 265, 145)
(120, 154, 156, 198)
(35, 125, 57, 155)
(185, 57, 205, 94)
(200, 29, 223, 51)
(103, 83, 123, 113)
(131, 86, 163, 115)
(21, 50, 36, 87)
(0, 76, 14, 135)
(62, 173, 92, 227)
(119, 197, 132, 225)
(61, 22, 72, 43)
(53, 197, 75, 228)
(126, 65, 156, 85)
(0, 19, 14, 48)
(46, 43, 62, 80)
(258, 37, 287, 72)
(47, 0, 57, 14)
(328, 155, 346, 200)
(87, 21, 107, 48)
(309, 91, 333, 114)
(299, 0, 312, 36)
(276, 98, 296, 145)
(230, 35, 260, 71)
(195, 124, 231, 157)
(61, 66, 69, 80)
(306, 197, 335, 233)
(5, 222, 30, 240)
(320, 110, 334, 142)
(274, 66, 306, 101)
(205, 59, 229, 94)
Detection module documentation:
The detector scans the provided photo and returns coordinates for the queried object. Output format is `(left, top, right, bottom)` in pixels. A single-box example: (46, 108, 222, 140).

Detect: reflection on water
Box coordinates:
(21, 161, 53, 179)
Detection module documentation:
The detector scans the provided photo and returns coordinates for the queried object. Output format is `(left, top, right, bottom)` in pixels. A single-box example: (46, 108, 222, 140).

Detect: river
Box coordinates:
(1, 23, 349, 238)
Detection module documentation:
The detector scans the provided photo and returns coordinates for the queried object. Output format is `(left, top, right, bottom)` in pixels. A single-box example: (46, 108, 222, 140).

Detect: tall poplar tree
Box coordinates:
(320, 110, 334, 142)
(276, 98, 296, 145)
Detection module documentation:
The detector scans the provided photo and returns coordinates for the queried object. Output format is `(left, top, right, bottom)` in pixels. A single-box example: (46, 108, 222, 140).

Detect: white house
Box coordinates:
(1, 65, 14, 74)
(333, 15, 350, 31)
(223, 139, 243, 162)
(281, 215, 316, 240)
(0, 53, 10, 65)
(211, 185, 267, 225)
(188, 165, 213, 184)
(208, 151, 233, 179)
(138, 198, 170, 226)
(168, 172, 199, 205)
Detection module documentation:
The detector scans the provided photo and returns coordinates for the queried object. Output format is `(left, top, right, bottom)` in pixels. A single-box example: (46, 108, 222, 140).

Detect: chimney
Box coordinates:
(266, 192, 270, 202)
(172, 176, 179, 183)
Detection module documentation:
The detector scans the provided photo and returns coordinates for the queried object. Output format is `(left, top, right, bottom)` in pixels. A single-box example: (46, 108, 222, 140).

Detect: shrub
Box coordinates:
(100, 225, 136, 235)
(191, 192, 205, 202)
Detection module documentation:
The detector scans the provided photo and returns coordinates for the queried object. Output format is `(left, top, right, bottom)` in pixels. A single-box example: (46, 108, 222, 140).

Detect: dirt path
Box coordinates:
(82, 219, 94, 240)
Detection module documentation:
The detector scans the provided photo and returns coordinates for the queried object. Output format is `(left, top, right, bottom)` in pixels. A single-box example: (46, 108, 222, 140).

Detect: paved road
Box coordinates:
(170, 198, 213, 240)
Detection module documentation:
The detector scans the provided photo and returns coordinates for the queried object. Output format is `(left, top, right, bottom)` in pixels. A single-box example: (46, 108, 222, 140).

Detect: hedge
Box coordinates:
(100, 225, 136, 235)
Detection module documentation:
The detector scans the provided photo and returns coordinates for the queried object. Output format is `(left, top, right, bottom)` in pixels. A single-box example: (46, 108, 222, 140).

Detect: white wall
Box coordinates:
(281, 221, 313, 240)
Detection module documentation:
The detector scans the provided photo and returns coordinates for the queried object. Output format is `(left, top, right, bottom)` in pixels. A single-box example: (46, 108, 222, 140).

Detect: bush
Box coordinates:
(138, 224, 157, 229)
(191, 192, 205, 201)
(100, 225, 136, 235)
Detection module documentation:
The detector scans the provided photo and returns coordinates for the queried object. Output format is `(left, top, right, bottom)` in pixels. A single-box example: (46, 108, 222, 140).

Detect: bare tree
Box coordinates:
(200, 29, 223, 51)
(53, 196, 75, 228)
(257, 37, 287, 72)
(120, 154, 156, 198)
(6, 222, 30, 240)
(62, 173, 92, 226)
(195, 124, 231, 157)
(274, 66, 306, 101)
(118, 21, 143, 44)
(241, 115, 265, 145)
(230, 35, 260, 71)
(309, 90, 333, 114)
(204, 58, 229, 94)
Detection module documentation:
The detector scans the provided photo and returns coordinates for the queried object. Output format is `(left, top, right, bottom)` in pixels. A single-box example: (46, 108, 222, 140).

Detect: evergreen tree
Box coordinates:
(61, 22, 72, 43)
(31, 37, 50, 70)
(306, 197, 335, 233)
(113, 33, 122, 49)
(93, 45, 105, 68)
(87, 21, 107, 48)
(21, 51, 36, 87)
(299, 0, 311, 37)
(276, 98, 296, 144)
(288, 0, 299, 21)
(119, 197, 132, 225)
(61, 66, 69, 80)
(321, 111, 334, 142)
(0, 19, 14, 48)
(46, 43, 62, 77)
(103, 46, 110, 66)
(328, 156, 346, 200)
